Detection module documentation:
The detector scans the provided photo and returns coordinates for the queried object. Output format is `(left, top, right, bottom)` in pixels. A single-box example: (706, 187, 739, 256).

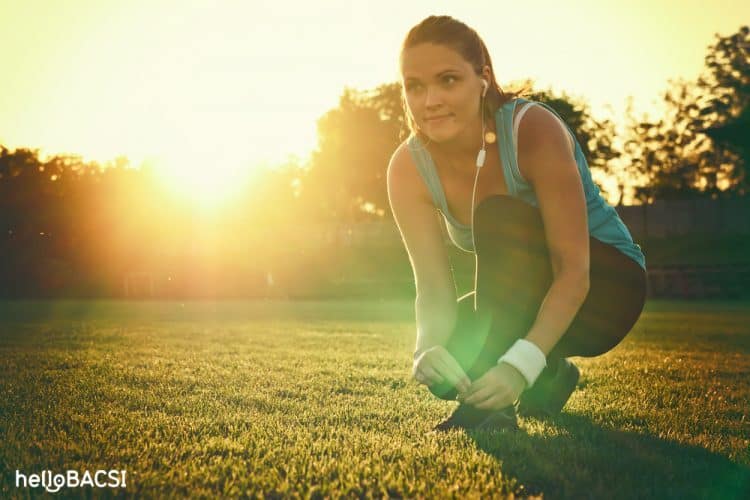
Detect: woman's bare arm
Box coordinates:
(516, 105, 591, 356)
(387, 142, 458, 356)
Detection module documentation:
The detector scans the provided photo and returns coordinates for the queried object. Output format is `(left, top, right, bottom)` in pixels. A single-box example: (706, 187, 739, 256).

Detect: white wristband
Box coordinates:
(497, 339, 547, 388)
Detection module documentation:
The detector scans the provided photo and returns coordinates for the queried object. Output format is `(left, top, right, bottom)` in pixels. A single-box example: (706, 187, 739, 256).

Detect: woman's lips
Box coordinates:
(425, 114, 453, 124)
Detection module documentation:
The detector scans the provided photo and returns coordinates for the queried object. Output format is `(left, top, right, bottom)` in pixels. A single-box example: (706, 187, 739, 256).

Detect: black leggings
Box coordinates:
(430, 195, 647, 400)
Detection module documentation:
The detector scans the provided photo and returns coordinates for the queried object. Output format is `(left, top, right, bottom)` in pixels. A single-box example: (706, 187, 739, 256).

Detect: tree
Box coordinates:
(699, 25, 749, 195)
(623, 25, 749, 203)
(301, 85, 403, 223)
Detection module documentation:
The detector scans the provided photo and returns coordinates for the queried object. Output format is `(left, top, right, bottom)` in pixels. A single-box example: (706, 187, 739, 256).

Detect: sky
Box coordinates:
(1, 0, 748, 187)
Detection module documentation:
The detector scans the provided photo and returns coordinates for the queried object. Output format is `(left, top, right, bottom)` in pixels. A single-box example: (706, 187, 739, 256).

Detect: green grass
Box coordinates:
(1, 299, 749, 499)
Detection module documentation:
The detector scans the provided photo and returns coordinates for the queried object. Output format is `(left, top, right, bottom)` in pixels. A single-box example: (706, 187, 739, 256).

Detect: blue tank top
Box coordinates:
(406, 97, 646, 271)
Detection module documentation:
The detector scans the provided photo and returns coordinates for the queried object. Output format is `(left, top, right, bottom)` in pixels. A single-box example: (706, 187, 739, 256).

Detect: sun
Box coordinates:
(149, 150, 258, 210)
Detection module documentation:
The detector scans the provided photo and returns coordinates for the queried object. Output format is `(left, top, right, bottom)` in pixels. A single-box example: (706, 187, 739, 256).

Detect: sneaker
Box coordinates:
(472, 405, 520, 432)
(433, 403, 481, 432)
(433, 403, 520, 433)
(517, 358, 580, 418)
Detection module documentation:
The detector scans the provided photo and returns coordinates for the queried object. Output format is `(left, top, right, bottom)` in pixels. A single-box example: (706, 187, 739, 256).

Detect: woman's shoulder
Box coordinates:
(514, 103, 577, 185)
(387, 137, 431, 202)
(391, 135, 434, 173)
(494, 96, 536, 124)
(501, 95, 532, 109)
(516, 102, 574, 152)
(389, 136, 418, 169)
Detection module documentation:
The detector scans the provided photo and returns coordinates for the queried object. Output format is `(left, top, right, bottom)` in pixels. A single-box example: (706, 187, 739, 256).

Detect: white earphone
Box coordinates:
(471, 78, 490, 310)
(476, 79, 489, 167)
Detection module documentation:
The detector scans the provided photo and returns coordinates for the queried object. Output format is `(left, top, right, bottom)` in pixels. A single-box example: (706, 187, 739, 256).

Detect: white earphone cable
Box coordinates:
(471, 86, 487, 311)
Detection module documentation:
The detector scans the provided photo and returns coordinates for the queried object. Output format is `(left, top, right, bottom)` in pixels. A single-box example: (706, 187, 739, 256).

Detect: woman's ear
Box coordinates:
(481, 66, 492, 86)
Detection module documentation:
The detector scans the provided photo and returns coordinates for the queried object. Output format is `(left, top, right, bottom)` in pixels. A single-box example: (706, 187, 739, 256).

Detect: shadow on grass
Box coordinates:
(464, 412, 750, 500)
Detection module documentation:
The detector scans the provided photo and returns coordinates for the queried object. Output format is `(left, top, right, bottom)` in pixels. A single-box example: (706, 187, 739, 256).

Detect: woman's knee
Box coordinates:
(551, 332, 622, 359)
(584, 242, 647, 339)
(554, 293, 644, 358)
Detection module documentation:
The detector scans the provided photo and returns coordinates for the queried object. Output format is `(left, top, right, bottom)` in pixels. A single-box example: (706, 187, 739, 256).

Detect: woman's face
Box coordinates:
(400, 42, 483, 143)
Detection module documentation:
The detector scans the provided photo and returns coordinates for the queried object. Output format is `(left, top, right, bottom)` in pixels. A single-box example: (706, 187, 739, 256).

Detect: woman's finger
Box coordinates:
(434, 356, 471, 393)
(442, 354, 472, 392)
(476, 389, 514, 410)
(418, 364, 444, 386)
(429, 347, 470, 389)
(463, 385, 496, 406)
(461, 376, 484, 400)
(473, 393, 505, 410)
(413, 363, 429, 383)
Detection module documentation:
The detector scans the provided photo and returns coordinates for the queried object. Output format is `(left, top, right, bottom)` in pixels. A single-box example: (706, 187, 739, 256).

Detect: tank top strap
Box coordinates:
(495, 98, 524, 197)
(528, 101, 578, 147)
(513, 101, 536, 156)
(496, 97, 578, 196)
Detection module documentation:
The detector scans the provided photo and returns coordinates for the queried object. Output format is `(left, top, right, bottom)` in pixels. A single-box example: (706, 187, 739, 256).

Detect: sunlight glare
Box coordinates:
(150, 147, 258, 209)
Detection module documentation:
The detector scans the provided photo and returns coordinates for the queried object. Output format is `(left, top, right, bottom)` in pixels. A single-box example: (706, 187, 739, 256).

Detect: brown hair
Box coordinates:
(399, 15, 527, 140)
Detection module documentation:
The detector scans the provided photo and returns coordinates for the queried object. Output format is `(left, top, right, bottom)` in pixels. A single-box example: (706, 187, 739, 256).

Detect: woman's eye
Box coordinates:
(406, 83, 423, 92)
(442, 75, 457, 85)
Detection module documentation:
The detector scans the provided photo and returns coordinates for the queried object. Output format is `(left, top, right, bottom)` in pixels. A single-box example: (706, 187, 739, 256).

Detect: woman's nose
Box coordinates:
(424, 86, 443, 108)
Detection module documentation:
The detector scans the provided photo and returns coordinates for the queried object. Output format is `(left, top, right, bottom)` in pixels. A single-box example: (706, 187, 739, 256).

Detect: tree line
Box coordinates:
(302, 25, 748, 214)
(0, 25, 747, 298)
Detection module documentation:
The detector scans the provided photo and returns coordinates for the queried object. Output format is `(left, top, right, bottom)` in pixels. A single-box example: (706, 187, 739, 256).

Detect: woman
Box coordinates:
(387, 16, 647, 432)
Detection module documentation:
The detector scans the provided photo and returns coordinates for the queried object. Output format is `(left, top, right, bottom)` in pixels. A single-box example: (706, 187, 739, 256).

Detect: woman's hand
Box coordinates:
(412, 346, 471, 394)
(458, 362, 527, 410)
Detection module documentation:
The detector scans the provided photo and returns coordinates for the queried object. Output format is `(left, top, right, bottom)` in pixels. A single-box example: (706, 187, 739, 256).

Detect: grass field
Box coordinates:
(1, 298, 749, 499)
